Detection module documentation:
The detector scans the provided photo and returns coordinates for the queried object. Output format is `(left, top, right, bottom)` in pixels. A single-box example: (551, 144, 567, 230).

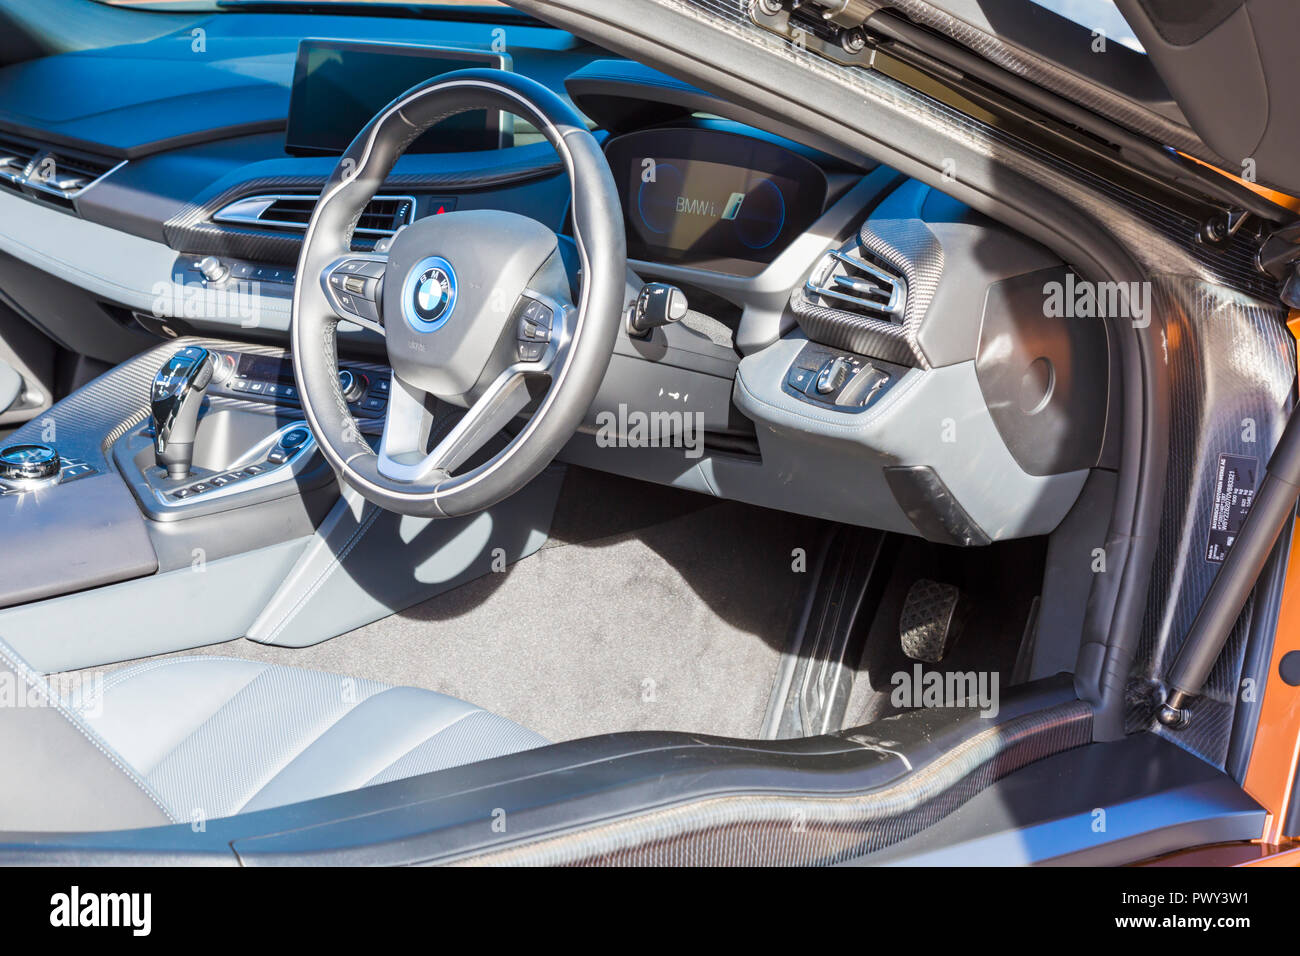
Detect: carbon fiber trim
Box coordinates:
(793, 244, 917, 366)
(163, 160, 564, 264)
(667, 0, 1278, 301)
(792, 218, 944, 367)
(453, 700, 1092, 866)
(860, 217, 943, 363)
(1128, 276, 1296, 766)
(865, 0, 1237, 180)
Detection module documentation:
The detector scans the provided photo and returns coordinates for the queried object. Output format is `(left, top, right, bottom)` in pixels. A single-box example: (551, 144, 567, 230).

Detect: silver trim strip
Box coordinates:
(215, 193, 417, 236)
(146, 419, 318, 512)
(0, 142, 126, 200)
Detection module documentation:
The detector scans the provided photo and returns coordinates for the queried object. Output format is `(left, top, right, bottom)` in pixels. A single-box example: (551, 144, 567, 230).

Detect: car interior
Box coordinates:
(0, 0, 1291, 864)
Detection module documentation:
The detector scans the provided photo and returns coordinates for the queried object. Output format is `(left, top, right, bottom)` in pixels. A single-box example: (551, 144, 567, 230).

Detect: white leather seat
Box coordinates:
(0, 642, 546, 831)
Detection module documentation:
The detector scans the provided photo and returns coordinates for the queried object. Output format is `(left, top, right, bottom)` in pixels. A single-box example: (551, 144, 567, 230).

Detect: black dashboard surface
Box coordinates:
(0, 11, 588, 157)
(0, 10, 850, 282)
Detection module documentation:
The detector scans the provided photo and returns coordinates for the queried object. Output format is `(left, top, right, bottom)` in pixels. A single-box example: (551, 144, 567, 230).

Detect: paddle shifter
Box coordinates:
(151, 345, 213, 479)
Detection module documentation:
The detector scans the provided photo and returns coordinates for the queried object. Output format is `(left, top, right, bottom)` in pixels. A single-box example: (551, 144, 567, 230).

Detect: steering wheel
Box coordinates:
(291, 70, 626, 517)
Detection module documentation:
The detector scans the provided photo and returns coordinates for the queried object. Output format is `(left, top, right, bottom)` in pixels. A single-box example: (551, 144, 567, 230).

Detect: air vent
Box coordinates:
(213, 193, 416, 237)
(0, 135, 37, 185)
(0, 131, 122, 201)
(805, 247, 907, 320)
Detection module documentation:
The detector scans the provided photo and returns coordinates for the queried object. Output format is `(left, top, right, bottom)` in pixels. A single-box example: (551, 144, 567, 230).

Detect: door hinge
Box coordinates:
(1197, 207, 1251, 245)
(749, 0, 881, 67)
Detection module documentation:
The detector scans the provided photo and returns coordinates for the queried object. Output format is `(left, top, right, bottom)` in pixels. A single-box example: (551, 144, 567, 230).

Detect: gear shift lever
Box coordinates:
(151, 345, 212, 479)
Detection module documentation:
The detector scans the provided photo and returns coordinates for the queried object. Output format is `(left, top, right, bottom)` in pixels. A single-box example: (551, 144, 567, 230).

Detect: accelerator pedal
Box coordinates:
(899, 579, 968, 663)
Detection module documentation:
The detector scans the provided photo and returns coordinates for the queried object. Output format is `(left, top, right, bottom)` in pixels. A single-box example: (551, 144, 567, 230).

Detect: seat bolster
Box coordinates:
(82, 657, 270, 776)
(0, 645, 174, 832)
(364, 710, 549, 787)
(241, 686, 489, 812)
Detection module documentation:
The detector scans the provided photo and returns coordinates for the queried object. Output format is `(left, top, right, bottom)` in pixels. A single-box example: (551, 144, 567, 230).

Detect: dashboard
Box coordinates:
(0, 9, 1115, 545)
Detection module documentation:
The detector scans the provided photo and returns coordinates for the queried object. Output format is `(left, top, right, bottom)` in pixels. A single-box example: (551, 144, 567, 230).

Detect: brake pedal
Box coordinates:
(899, 579, 967, 663)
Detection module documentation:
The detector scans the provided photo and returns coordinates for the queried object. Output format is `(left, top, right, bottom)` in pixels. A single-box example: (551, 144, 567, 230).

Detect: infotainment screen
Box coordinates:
(607, 128, 828, 277)
(285, 40, 511, 155)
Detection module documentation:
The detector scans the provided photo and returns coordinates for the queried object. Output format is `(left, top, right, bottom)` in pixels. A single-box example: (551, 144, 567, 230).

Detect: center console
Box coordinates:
(0, 339, 394, 607)
(112, 347, 391, 520)
(0, 336, 566, 672)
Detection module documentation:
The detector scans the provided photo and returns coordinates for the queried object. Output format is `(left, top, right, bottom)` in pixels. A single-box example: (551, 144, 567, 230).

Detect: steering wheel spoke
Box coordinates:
(379, 367, 536, 482)
(320, 254, 388, 336)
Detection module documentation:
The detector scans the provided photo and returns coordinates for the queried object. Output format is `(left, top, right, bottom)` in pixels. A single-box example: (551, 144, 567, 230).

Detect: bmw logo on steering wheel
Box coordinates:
(402, 256, 458, 332)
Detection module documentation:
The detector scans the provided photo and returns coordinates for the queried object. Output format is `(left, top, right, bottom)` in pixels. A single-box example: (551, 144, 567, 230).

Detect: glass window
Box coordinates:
(1027, 0, 1145, 52)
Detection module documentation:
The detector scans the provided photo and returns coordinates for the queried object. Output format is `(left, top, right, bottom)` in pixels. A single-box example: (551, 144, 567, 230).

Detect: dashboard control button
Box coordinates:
(267, 448, 289, 465)
(270, 383, 298, 401)
(189, 482, 211, 494)
(816, 357, 850, 395)
(330, 272, 378, 299)
(242, 464, 266, 478)
(210, 352, 237, 386)
(337, 369, 367, 403)
(280, 429, 311, 452)
(517, 341, 545, 363)
(197, 256, 229, 283)
(787, 366, 815, 393)
(837, 365, 890, 407)
(350, 297, 380, 323)
(337, 258, 386, 279)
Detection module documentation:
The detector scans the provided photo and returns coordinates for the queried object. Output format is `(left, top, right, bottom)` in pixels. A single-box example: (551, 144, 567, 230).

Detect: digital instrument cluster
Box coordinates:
(606, 128, 828, 276)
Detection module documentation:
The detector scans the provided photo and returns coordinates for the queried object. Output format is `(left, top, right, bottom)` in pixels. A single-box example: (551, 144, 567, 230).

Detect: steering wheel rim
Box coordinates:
(291, 69, 626, 517)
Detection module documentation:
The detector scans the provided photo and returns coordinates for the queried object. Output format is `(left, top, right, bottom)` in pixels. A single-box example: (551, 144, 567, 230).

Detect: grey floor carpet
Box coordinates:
(117, 470, 822, 742)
